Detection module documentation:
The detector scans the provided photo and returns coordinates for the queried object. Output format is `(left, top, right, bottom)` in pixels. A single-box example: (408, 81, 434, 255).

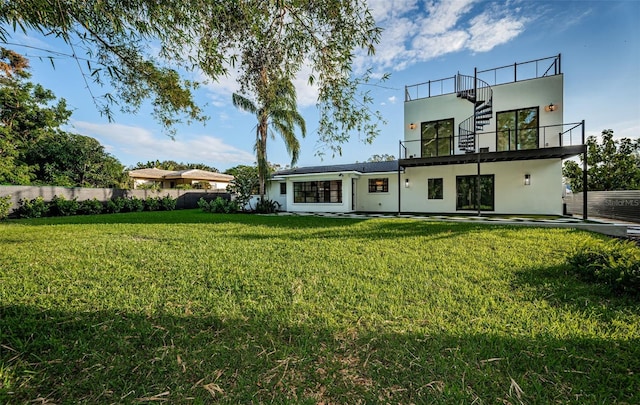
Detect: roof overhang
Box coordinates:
(271, 170, 363, 179)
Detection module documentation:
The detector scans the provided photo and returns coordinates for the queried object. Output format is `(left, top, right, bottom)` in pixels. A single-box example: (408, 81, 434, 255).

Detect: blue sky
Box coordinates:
(3, 0, 639, 172)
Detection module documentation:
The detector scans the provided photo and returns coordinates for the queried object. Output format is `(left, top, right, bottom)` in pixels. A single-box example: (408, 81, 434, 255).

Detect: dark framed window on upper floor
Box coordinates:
(496, 107, 539, 151)
(368, 178, 389, 193)
(421, 118, 454, 157)
(293, 180, 342, 203)
(456, 175, 494, 211)
(427, 178, 443, 199)
(279, 182, 287, 195)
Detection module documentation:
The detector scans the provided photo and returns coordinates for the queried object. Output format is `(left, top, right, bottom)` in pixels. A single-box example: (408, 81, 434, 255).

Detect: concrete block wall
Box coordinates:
(0, 185, 230, 214)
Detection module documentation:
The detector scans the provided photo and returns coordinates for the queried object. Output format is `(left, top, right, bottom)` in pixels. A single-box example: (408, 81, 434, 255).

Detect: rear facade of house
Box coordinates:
(268, 54, 586, 216)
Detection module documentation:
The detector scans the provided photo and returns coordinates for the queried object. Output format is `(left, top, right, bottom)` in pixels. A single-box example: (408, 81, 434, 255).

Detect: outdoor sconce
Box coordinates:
(544, 103, 557, 112)
(524, 174, 531, 186)
(405, 178, 410, 188)
(408, 122, 416, 130)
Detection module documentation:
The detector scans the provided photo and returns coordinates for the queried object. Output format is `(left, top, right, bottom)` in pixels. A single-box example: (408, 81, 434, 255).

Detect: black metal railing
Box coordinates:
(399, 121, 584, 159)
(405, 54, 561, 102)
(456, 73, 493, 152)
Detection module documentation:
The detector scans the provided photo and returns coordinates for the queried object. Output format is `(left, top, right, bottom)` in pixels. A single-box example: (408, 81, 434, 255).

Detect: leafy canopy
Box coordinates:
(233, 78, 305, 197)
(1, 1, 384, 149)
(563, 129, 640, 192)
(131, 160, 219, 173)
(0, 48, 126, 187)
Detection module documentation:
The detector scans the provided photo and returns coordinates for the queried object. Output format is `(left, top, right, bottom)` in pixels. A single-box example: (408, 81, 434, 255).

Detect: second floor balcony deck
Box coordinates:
(399, 121, 586, 167)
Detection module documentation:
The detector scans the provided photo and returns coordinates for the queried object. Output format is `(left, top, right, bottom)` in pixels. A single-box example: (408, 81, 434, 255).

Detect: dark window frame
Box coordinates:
(456, 175, 495, 211)
(279, 182, 287, 195)
(293, 180, 342, 203)
(496, 107, 539, 151)
(368, 178, 389, 193)
(427, 178, 443, 200)
(421, 118, 454, 157)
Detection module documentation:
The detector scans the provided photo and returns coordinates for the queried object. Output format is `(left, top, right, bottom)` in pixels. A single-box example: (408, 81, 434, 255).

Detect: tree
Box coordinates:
(0, 47, 71, 184)
(563, 129, 640, 192)
(367, 154, 396, 162)
(131, 160, 219, 172)
(25, 132, 127, 188)
(225, 165, 259, 211)
(1, 1, 383, 148)
(233, 79, 305, 198)
(1, 48, 126, 187)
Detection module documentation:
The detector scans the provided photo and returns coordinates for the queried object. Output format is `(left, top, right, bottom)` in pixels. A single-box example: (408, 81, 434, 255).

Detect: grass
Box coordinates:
(1, 210, 639, 404)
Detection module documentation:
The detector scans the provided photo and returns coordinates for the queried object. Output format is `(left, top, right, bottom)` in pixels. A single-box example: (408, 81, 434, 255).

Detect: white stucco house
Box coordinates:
(267, 54, 587, 216)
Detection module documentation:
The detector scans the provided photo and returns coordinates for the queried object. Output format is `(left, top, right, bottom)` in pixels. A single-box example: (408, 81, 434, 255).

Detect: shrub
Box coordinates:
(16, 197, 49, 218)
(124, 197, 144, 212)
(213, 197, 238, 213)
(145, 196, 161, 211)
(568, 238, 640, 294)
(198, 197, 213, 213)
(198, 197, 238, 214)
(78, 198, 104, 215)
(49, 195, 79, 216)
(161, 195, 177, 211)
(0, 195, 11, 220)
(255, 198, 280, 214)
(106, 197, 126, 213)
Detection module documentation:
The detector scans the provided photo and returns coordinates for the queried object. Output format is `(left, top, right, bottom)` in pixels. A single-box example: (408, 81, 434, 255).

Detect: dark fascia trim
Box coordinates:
(399, 145, 586, 167)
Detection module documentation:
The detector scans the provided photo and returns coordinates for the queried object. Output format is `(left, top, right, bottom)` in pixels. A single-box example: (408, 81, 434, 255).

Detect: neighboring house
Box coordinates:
(268, 54, 587, 216)
(129, 168, 234, 190)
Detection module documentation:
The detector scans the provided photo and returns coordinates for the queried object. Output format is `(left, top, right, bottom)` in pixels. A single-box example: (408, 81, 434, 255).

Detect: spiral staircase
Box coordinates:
(456, 72, 493, 152)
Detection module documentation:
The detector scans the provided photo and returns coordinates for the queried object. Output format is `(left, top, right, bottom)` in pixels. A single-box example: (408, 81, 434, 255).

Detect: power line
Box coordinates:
(2, 41, 96, 63)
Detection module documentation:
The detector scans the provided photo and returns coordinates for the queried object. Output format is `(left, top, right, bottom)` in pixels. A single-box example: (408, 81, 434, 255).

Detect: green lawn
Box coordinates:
(1, 210, 638, 404)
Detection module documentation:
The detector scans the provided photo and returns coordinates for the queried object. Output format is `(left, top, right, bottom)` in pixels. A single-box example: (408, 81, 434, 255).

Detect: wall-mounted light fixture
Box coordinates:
(524, 174, 531, 186)
(544, 103, 557, 112)
(405, 178, 410, 188)
(408, 122, 416, 130)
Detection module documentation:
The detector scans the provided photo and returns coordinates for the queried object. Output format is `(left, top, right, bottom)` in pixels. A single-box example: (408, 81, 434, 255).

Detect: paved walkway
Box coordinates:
(276, 212, 639, 238)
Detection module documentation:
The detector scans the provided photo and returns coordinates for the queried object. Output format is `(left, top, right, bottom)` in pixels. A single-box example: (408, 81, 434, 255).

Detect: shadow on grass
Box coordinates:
(512, 260, 639, 313)
(3, 209, 501, 243)
(1, 304, 638, 404)
(6, 210, 366, 228)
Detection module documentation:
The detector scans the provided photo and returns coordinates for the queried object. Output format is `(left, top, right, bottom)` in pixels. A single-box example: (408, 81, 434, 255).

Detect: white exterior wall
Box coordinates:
(403, 75, 564, 157)
(400, 159, 563, 215)
(271, 173, 356, 213)
(354, 173, 400, 212)
(268, 181, 288, 210)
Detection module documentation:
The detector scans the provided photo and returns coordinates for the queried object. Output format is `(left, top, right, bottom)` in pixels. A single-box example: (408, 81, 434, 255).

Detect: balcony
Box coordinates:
(399, 121, 586, 167)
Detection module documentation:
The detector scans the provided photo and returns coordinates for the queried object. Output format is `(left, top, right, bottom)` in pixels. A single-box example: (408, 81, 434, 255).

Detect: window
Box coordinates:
(279, 182, 286, 195)
(456, 175, 494, 211)
(368, 178, 389, 193)
(421, 118, 454, 157)
(496, 107, 539, 151)
(293, 180, 342, 203)
(427, 178, 443, 199)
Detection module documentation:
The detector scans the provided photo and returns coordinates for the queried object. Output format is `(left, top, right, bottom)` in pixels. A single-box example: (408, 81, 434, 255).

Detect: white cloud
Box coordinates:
(420, 0, 477, 36)
(388, 96, 397, 104)
(467, 11, 527, 52)
(72, 121, 254, 166)
(359, 0, 530, 73)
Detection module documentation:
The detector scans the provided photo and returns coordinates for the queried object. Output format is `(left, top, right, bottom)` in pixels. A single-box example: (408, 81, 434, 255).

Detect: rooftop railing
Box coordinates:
(405, 54, 561, 102)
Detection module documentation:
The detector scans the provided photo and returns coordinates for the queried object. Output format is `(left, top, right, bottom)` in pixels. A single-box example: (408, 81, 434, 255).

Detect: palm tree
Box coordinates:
(232, 78, 306, 199)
